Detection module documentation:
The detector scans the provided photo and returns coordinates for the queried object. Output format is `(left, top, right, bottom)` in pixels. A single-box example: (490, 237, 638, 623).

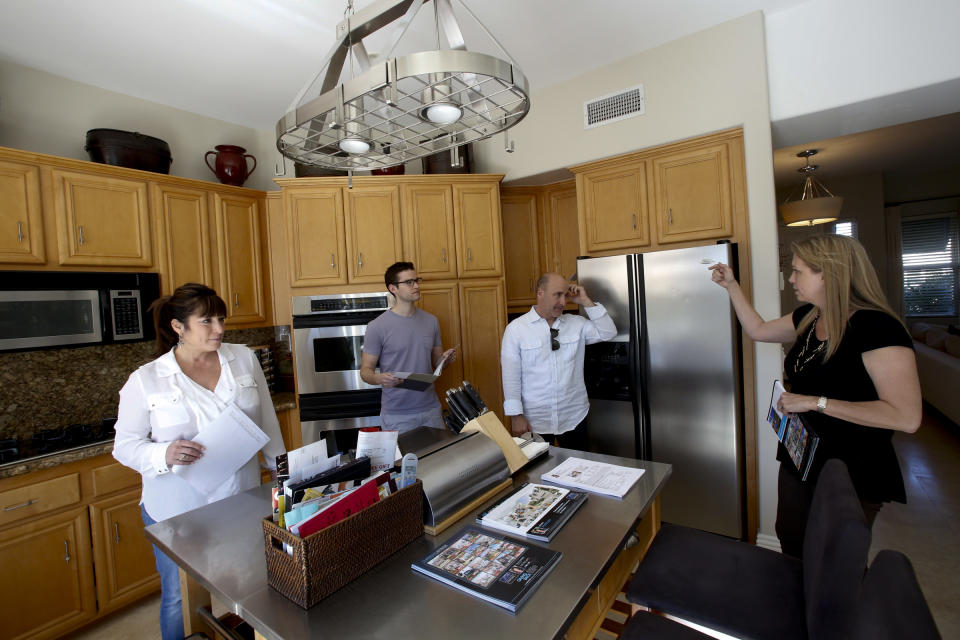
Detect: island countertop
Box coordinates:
(145, 448, 671, 640)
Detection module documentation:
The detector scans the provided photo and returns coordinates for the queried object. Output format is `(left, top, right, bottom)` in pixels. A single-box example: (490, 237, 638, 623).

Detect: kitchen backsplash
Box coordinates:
(0, 326, 289, 441)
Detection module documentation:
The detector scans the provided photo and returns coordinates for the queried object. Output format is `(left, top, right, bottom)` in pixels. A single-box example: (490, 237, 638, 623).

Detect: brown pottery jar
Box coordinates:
(205, 144, 257, 186)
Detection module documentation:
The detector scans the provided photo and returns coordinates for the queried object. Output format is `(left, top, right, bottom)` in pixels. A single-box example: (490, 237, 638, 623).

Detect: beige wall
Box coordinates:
(0, 59, 283, 191)
(473, 12, 784, 540)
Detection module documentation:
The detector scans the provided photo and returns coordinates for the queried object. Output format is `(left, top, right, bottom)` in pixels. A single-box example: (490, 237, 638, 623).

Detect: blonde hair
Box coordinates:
(791, 234, 899, 360)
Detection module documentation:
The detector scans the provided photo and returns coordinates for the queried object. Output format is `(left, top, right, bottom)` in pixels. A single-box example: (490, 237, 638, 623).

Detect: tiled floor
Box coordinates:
(64, 409, 959, 640)
(871, 407, 960, 638)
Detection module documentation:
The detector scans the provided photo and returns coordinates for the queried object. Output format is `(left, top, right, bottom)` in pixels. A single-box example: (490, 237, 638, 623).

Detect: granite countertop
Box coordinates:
(0, 392, 299, 481)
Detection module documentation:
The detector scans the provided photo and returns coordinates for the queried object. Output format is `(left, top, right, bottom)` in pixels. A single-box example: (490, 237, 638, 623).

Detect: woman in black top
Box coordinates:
(710, 234, 921, 557)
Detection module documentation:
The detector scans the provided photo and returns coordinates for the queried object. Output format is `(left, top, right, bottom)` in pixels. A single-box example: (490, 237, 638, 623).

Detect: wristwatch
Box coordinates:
(816, 396, 828, 413)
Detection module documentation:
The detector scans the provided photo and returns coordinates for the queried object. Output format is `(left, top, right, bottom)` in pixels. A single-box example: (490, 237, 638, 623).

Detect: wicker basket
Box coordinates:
(262, 481, 424, 608)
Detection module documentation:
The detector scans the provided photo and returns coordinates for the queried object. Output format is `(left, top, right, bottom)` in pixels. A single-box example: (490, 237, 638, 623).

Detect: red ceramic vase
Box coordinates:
(205, 144, 257, 186)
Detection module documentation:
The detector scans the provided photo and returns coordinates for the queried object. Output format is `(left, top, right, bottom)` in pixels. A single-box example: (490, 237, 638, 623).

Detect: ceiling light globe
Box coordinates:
(338, 138, 370, 154)
(424, 103, 463, 125)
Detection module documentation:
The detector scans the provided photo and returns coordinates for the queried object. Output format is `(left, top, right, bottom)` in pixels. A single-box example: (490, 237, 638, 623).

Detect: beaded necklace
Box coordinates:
(792, 315, 826, 375)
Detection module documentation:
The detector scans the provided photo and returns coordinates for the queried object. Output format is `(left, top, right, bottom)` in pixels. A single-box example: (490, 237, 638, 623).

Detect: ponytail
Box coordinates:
(148, 283, 227, 357)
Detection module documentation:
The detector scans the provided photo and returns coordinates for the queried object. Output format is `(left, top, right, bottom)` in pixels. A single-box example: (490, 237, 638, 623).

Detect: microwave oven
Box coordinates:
(0, 271, 161, 352)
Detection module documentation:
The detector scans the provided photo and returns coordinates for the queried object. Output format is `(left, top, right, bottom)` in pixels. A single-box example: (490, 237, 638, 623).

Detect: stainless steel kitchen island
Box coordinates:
(144, 448, 671, 640)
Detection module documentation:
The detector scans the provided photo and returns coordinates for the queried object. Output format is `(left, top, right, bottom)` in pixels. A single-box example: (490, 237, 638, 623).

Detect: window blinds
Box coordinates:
(901, 213, 959, 316)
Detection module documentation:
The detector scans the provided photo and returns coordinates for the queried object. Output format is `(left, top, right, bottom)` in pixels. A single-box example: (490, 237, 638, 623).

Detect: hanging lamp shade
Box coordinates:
(779, 149, 842, 226)
(276, 0, 530, 172)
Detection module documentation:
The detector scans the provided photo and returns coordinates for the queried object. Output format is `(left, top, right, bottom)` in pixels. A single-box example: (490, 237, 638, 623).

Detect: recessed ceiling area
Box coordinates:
(772, 111, 960, 189)
(0, 0, 808, 130)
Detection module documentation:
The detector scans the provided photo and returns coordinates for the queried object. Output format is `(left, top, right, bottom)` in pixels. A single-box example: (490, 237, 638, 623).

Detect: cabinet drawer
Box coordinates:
(0, 473, 81, 527)
(93, 463, 141, 497)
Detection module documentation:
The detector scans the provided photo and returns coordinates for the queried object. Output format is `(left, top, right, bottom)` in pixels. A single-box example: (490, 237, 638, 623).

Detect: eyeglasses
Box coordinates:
(393, 277, 423, 287)
(550, 328, 559, 351)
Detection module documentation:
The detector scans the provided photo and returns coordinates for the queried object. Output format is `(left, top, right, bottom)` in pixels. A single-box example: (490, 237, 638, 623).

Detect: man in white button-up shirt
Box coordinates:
(501, 273, 616, 449)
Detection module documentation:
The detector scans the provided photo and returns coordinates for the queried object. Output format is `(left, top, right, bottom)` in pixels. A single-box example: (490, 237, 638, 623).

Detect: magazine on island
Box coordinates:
(476, 482, 588, 542)
(767, 380, 821, 481)
(541, 456, 644, 498)
(411, 525, 561, 613)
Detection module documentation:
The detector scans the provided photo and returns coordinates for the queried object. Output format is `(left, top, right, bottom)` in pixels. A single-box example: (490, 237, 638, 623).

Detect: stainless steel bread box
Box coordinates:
(413, 431, 509, 526)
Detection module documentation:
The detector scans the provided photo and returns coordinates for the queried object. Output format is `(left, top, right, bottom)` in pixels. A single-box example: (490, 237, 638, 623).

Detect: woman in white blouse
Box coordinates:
(113, 283, 285, 640)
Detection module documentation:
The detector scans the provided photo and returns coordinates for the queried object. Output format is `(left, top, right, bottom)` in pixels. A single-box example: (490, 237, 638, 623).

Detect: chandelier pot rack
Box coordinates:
(276, 0, 530, 172)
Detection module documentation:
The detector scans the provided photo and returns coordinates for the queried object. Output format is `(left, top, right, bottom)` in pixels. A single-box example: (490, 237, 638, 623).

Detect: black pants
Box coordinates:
(775, 461, 883, 558)
(548, 419, 589, 452)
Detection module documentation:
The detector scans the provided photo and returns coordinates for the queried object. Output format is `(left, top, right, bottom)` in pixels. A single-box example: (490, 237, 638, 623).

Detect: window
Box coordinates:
(901, 213, 959, 317)
(834, 220, 857, 238)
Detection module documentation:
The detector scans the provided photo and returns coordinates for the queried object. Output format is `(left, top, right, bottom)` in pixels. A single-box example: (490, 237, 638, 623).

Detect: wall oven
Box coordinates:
(0, 271, 159, 352)
(292, 292, 393, 444)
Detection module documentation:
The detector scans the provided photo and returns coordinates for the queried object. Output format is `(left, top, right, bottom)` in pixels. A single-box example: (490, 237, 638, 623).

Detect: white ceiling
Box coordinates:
(0, 0, 808, 131)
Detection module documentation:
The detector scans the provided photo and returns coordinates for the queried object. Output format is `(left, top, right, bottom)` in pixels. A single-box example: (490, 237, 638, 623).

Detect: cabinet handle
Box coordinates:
(358, 252, 364, 268)
(441, 247, 446, 263)
(17, 221, 23, 244)
(330, 253, 336, 269)
(632, 214, 637, 230)
(4, 498, 38, 511)
(64, 540, 71, 564)
(114, 522, 120, 543)
(234, 293, 240, 308)
(467, 248, 472, 262)
(668, 208, 673, 225)
(78, 225, 85, 246)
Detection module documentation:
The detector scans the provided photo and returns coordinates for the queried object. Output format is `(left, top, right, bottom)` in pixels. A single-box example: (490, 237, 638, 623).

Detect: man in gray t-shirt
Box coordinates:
(360, 262, 456, 431)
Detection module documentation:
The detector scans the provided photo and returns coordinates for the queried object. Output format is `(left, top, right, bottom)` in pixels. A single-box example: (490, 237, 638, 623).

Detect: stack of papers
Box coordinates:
(541, 456, 644, 498)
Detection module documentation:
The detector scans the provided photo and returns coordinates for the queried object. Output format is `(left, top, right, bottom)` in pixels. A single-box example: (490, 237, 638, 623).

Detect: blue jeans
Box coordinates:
(141, 505, 185, 640)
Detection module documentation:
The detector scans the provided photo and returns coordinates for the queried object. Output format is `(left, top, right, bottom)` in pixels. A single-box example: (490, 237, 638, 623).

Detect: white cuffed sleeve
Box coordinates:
(501, 322, 524, 417)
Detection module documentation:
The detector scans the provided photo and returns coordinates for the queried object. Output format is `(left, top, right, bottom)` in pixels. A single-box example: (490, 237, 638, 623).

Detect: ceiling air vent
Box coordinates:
(584, 85, 645, 129)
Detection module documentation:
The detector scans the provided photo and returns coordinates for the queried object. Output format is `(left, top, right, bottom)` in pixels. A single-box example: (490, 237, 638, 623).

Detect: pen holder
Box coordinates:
(262, 481, 424, 608)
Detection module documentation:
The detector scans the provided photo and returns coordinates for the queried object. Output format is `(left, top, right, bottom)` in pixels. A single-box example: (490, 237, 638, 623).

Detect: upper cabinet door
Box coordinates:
(545, 182, 579, 280)
(152, 184, 214, 294)
(578, 162, 650, 252)
(213, 193, 265, 325)
(652, 142, 733, 244)
(284, 187, 347, 287)
(52, 169, 152, 267)
(454, 182, 503, 278)
(0, 159, 45, 264)
(401, 184, 457, 280)
(345, 185, 403, 284)
(500, 192, 540, 307)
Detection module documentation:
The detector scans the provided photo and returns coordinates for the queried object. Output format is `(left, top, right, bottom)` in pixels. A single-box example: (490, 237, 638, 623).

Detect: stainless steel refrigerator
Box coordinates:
(577, 243, 744, 538)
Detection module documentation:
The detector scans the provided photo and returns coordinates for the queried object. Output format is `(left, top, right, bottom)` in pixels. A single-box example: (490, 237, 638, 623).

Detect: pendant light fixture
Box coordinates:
(277, 0, 530, 172)
(779, 149, 843, 227)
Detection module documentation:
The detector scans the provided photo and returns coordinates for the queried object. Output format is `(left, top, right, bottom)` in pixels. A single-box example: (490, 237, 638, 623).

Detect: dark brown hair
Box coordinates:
(384, 261, 416, 290)
(148, 283, 227, 356)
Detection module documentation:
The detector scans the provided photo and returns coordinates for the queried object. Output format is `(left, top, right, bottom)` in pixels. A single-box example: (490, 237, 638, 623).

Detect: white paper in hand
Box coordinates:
(174, 404, 270, 493)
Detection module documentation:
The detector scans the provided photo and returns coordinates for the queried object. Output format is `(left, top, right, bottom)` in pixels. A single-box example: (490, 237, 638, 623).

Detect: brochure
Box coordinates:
(541, 456, 644, 498)
(393, 348, 455, 391)
(411, 525, 561, 613)
(477, 482, 587, 542)
(767, 380, 821, 481)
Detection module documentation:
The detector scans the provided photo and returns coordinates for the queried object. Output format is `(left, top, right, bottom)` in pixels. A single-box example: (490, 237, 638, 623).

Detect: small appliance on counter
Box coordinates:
(250, 345, 276, 393)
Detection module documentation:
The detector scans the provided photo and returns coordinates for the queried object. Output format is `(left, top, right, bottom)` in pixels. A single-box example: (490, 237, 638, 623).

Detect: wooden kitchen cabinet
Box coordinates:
(213, 192, 266, 325)
(89, 489, 160, 615)
(51, 168, 153, 267)
(459, 279, 507, 418)
(282, 186, 347, 287)
(575, 161, 650, 253)
(454, 182, 503, 278)
(152, 183, 215, 294)
(344, 185, 403, 284)
(541, 180, 579, 280)
(401, 184, 457, 280)
(416, 281, 464, 397)
(0, 507, 96, 640)
(651, 140, 734, 244)
(0, 158, 45, 264)
(500, 190, 540, 307)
